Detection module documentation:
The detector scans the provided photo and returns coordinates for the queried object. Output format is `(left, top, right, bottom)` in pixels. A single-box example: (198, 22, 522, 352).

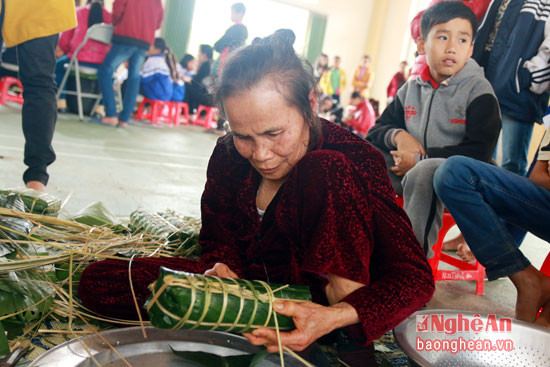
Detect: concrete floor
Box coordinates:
(1, 104, 549, 319)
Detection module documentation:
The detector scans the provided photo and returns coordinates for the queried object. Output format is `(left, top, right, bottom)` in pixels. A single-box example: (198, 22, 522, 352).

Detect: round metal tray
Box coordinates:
(394, 309, 550, 367)
(30, 326, 304, 366)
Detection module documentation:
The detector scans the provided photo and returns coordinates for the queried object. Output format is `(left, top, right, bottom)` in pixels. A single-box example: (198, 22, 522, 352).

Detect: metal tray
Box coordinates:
(29, 326, 305, 366)
(394, 309, 550, 367)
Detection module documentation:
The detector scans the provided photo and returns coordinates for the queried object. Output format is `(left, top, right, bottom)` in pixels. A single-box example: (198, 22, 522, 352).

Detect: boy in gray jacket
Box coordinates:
(367, 1, 501, 257)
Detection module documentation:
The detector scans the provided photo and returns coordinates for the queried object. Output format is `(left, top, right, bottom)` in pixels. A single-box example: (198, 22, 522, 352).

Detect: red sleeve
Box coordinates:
(294, 145, 435, 345)
(197, 140, 246, 276)
(103, 9, 112, 24)
(112, 0, 127, 25)
(156, 1, 164, 30)
(58, 29, 73, 54)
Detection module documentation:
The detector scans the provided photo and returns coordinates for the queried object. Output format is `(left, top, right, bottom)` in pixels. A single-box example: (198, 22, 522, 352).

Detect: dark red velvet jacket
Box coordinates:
(197, 120, 434, 344)
(79, 120, 434, 345)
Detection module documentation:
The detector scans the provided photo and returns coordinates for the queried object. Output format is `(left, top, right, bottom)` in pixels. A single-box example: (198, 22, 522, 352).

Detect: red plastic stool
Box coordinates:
(396, 195, 486, 295)
(172, 102, 189, 126)
(0, 76, 24, 105)
(135, 98, 176, 126)
(194, 105, 218, 130)
(536, 251, 550, 319)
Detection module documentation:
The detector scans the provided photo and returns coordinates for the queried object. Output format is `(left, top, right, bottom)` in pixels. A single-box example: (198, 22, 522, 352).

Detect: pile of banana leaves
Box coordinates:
(0, 188, 202, 357)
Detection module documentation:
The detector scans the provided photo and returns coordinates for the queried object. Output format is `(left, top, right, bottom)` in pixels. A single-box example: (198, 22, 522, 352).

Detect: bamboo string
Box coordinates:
(128, 255, 147, 339)
(69, 252, 74, 330)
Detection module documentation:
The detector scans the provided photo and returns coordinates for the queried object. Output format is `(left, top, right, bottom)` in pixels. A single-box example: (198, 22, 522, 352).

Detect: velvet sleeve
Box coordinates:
(197, 140, 246, 276)
(294, 145, 434, 345)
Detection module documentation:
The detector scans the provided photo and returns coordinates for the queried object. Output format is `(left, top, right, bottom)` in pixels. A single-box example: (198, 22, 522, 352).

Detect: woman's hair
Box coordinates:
(154, 38, 180, 82)
(180, 54, 195, 70)
(87, 1, 104, 28)
(215, 30, 322, 148)
(199, 44, 213, 60)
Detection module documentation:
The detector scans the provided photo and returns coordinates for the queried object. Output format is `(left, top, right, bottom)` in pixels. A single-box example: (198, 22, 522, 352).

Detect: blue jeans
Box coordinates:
(55, 55, 99, 99)
(434, 156, 550, 280)
(495, 114, 534, 176)
(98, 43, 147, 122)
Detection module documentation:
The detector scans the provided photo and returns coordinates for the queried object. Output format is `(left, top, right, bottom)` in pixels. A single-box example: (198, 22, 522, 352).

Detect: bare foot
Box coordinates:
(442, 233, 465, 251)
(118, 121, 127, 127)
(510, 266, 550, 323)
(25, 181, 46, 192)
(101, 116, 119, 126)
(457, 242, 477, 263)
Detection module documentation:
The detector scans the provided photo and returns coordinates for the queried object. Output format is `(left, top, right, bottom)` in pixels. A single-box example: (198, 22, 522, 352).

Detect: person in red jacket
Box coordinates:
(408, 0, 491, 80)
(342, 92, 376, 137)
(98, 0, 164, 127)
(386, 60, 408, 102)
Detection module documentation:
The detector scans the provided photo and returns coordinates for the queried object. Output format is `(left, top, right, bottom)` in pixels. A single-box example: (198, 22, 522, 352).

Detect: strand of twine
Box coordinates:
(259, 280, 284, 367)
(128, 255, 148, 338)
(69, 252, 74, 331)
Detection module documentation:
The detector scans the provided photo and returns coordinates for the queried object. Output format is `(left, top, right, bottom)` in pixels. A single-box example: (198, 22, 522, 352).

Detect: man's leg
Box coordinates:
(434, 156, 550, 323)
(118, 47, 147, 123)
(98, 43, 131, 123)
(17, 35, 58, 189)
(500, 114, 534, 176)
(401, 158, 446, 257)
(433, 156, 550, 279)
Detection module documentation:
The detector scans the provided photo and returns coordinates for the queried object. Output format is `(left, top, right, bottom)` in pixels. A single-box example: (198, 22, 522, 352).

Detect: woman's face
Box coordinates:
(224, 79, 311, 185)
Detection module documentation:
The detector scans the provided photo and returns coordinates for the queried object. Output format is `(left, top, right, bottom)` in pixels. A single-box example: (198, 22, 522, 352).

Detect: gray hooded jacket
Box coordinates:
(367, 59, 501, 163)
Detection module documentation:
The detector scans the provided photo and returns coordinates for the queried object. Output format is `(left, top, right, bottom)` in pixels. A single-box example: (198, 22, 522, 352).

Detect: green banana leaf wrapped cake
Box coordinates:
(146, 267, 311, 333)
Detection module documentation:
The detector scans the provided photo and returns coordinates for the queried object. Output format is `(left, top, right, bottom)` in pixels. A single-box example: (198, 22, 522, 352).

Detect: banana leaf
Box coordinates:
(158, 210, 201, 257)
(130, 209, 179, 240)
(0, 189, 61, 216)
(0, 193, 33, 251)
(146, 268, 311, 333)
(72, 201, 120, 228)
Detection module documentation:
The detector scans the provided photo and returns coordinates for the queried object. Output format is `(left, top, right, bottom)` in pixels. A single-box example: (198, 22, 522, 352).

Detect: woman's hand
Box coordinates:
(243, 301, 358, 353)
(203, 262, 239, 279)
(54, 45, 65, 59)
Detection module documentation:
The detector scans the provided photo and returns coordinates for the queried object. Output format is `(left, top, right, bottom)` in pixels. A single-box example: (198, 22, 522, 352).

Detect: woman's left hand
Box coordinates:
(243, 301, 354, 353)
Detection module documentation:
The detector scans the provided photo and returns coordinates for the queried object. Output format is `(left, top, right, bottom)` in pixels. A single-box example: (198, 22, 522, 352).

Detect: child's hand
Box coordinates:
(390, 150, 416, 176)
(394, 131, 426, 154)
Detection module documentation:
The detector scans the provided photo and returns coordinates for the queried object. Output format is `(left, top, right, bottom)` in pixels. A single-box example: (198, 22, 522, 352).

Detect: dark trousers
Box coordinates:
(11, 35, 58, 185)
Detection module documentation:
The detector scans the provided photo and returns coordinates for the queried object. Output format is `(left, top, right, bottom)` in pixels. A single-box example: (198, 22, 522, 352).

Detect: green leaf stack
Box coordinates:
(146, 268, 311, 333)
(0, 189, 61, 216)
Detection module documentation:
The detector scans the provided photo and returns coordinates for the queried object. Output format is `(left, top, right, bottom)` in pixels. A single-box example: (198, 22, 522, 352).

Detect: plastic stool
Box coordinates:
(0, 76, 24, 105)
(173, 102, 189, 126)
(135, 98, 176, 126)
(536, 251, 550, 319)
(396, 195, 486, 295)
(194, 105, 218, 130)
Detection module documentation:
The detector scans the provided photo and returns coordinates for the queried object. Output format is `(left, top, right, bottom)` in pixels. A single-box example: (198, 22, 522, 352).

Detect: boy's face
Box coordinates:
(321, 98, 333, 112)
(333, 58, 340, 68)
(417, 18, 474, 84)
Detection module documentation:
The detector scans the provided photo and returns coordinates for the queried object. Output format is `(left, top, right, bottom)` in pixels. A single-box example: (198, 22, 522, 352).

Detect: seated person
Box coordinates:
(55, 0, 112, 108)
(78, 31, 435, 366)
(179, 53, 196, 81)
(342, 92, 375, 137)
(433, 129, 550, 325)
(366, 1, 500, 256)
(140, 38, 185, 102)
(185, 44, 214, 114)
(318, 94, 343, 126)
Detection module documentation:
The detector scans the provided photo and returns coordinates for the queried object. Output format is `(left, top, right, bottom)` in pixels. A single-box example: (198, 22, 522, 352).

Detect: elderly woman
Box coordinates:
(79, 32, 434, 366)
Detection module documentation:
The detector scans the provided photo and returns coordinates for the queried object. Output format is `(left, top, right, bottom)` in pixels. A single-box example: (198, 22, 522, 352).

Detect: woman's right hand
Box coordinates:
(394, 130, 426, 155)
(204, 262, 239, 279)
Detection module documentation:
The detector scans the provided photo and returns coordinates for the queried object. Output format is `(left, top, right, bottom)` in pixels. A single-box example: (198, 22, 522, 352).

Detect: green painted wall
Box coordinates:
(161, 0, 196, 60)
(304, 12, 327, 65)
